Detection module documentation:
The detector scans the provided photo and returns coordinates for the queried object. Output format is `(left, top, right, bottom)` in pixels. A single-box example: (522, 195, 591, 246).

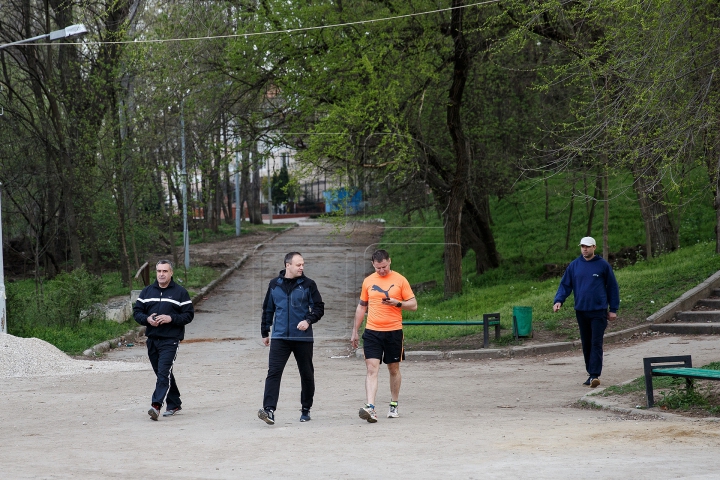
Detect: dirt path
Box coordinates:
(2, 221, 720, 479)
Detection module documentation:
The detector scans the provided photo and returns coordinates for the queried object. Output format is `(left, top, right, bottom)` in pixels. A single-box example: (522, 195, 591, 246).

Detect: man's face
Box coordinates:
(156, 263, 173, 287)
(285, 255, 305, 278)
(580, 244, 596, 259)
(372, 259, 391, 277)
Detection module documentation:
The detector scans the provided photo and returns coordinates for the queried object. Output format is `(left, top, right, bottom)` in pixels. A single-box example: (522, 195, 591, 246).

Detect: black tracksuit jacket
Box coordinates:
(133, 279, 194, 341)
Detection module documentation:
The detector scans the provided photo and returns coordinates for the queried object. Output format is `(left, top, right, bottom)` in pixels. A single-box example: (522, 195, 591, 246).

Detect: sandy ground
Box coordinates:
(2, 221, 720, 479)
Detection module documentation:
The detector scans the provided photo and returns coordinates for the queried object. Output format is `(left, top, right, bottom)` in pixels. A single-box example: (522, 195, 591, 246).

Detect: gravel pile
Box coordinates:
(0, 333, 149, 378)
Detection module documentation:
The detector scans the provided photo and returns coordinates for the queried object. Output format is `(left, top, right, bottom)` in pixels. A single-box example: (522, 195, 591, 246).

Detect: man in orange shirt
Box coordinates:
(351, 249, 417, 422)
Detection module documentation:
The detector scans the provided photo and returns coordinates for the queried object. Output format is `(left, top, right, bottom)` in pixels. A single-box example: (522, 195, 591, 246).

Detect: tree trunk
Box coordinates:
(586, 173, 602, 236)
(249, 142, 263, 224)
(565, 178, 576, 250)
(632, 162, 678, 256)
(602, 165, 609, 260)
(442, 0, 472, 298)
(460, 196, 500, 274)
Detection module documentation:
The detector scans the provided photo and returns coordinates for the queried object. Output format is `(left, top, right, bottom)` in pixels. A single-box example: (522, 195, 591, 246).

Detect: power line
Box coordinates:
(19, 0, 502, 47)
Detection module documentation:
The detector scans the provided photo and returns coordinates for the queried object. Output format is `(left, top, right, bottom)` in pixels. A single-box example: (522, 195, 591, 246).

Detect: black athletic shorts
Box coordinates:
(362, 329, 404, 364)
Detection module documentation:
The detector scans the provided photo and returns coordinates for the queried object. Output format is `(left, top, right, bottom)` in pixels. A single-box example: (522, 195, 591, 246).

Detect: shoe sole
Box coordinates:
(590, 379, 600, 388)
(148, 408, 159, 421)
(258, 409, 275, 425)
(358, 408, 377, 423)
(163, 408, 181, 417)
(387, 413, 399, 418)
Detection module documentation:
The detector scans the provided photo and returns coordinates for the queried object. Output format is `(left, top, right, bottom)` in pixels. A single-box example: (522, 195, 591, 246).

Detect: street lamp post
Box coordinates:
(180, 99, 190, 271)
(234, 137, 241, 236)
(0, 24, 88, 335)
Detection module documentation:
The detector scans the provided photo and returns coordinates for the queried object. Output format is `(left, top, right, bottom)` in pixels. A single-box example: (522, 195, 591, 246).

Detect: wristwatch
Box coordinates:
(396, 301, 402, 308)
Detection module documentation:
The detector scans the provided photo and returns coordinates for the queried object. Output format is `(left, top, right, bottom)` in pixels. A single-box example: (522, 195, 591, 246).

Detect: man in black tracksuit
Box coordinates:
(133, 260, 194, 421)
(258, 252, 324, 425)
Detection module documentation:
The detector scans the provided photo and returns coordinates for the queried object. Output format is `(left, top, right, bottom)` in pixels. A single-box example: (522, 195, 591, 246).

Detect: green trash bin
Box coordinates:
(513, 306, 533, 338)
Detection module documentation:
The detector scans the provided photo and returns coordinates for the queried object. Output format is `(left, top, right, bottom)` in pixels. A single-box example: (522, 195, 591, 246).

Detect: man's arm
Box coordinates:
(260, 284, 275, 343)
(305, 280, 325, 324)
(606, 264, 620, 320)
(350, 301, 368, 349)
(553, 264, 574, 312)
(382, 296, 417, 311)
(132, 287, 151, 326)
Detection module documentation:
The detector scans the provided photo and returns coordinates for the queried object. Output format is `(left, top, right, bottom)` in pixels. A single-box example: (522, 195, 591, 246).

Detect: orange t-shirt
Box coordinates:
(360, 270, 415, 331)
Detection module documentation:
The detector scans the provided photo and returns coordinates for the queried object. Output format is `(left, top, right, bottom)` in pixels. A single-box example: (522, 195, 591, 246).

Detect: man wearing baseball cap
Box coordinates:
(552, 236, 619, 388)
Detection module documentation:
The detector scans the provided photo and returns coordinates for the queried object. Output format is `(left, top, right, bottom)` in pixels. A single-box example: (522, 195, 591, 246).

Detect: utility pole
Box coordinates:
(181, 99, 190, 271)
(267, 157, 273, 225)
(235, 136, 241, 236)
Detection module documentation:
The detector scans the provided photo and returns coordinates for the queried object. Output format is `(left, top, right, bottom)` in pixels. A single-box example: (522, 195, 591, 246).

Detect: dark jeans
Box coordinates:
(263, 339, 314, 411)
(575, 310, 608, 377)
(147, 337, 181, 409)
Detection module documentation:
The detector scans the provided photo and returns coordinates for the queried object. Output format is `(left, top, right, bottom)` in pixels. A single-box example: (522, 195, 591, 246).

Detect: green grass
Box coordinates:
(7, 262, 220, 353)
(176, 221, 288, 246)
(363, 171, 719, 344)
(599, 362, 720, 415)
(15, 321, 136, 356)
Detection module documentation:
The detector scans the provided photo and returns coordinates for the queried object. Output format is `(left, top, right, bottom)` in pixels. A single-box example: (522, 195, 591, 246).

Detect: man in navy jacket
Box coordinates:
(133, 260, 194, 420)
(258, 252, 324, 425)
(553, 237, 619, 388)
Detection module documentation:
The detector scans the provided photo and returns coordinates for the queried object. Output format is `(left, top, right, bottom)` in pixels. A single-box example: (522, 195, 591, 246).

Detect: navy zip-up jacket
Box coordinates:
(261, 270, 324, 341)
(554, 255, 620, 313)
(133, 278, 194, 341)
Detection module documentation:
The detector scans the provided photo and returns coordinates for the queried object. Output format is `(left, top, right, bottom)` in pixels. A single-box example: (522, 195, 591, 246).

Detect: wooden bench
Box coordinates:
(403, 313, 501, 349)
(643, 355, 720, 407)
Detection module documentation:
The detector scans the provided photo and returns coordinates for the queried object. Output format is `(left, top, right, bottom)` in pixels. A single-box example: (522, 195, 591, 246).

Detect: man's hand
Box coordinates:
(148, 313, 171, 327)
(297, 320, 310, 331)
(608, 312, 617, 321)
(553, 302, 562, 313)
(262, 337, 270, 346)
(350, 330, 359, 349)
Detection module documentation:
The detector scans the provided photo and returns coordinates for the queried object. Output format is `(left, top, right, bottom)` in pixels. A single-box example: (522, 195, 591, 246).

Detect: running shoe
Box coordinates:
(300, 408, 311, 422)
(358, 404, 377, 423)
(387, 401, 399, 418)
(258, 408, 275, 425)
(163, 406, 182, 417)
(148, 406, 160, 421)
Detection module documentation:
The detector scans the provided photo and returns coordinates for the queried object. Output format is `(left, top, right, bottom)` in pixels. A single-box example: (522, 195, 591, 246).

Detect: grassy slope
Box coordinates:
(375, 172, 720, 344)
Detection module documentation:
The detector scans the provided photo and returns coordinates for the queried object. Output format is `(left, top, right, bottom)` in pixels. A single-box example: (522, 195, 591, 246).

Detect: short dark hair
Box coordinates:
(371, 249, 390, 263)
(156, 259, 174, 269)
(284, 252, 303, 265)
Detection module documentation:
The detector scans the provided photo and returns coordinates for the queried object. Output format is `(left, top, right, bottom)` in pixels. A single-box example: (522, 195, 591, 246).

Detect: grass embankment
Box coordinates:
(371, 173, 718, 346)
(7, 221, 280, 354)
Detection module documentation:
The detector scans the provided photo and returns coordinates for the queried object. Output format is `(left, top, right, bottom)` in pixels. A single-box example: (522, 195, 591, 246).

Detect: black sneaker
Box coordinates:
(300, 408, 311, 422)
(258, 408, 275, 425)
(583, 377, 592, 386)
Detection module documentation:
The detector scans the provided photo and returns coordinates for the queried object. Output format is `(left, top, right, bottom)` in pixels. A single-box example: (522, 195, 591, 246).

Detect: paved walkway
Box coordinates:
(2, 221, 720, 478)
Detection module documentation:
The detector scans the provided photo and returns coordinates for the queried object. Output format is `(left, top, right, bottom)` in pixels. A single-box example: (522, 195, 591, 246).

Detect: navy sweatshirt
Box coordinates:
(554, 255, 620, 313)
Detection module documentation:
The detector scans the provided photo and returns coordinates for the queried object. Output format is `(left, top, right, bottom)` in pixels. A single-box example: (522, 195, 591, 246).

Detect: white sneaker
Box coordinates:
(387, 402, 399, 418)
(359, 404, 378, 423)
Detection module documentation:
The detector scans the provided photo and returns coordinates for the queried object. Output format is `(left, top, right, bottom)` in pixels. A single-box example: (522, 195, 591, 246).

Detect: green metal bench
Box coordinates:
(403, 313, 501, 349)
(643, 355, 720, 407)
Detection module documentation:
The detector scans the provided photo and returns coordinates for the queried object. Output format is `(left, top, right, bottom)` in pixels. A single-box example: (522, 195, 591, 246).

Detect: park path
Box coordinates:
(3, 221, 720, 478)
(183, 220, 380, 356)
